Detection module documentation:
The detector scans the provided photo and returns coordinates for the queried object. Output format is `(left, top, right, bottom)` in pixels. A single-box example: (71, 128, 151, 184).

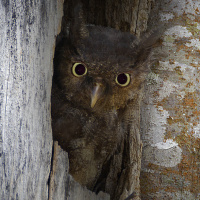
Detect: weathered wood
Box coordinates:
(68, 0, 155, 35)
(49, 142, 110, 200)
(0, 0, 63, 199)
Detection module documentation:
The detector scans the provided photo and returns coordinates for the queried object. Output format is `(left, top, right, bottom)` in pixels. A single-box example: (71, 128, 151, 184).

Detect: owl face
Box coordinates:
(53, 3, 161, 115)
(71, 62, 131, 107)
(54, 27, 150, 114)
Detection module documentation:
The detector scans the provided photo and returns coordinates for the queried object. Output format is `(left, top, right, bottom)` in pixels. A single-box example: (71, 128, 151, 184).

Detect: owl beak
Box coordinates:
(91, 83, 102, 108)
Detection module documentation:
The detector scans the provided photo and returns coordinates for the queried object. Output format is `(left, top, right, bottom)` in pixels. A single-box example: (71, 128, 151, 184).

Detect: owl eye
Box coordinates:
(72, 63, 87, 77)
(115, 73, 130, 87)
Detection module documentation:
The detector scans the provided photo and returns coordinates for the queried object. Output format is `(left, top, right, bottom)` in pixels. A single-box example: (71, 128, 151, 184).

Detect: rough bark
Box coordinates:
(0, 0, 63, 199)
(141, 0, 200, 199)
(3, 0, 197, 200)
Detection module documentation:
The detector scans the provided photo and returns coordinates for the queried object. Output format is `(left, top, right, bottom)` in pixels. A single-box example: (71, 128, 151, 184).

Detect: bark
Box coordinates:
(2, 0, 197, 200)
(0, 0, 63, 199)
(141, 0, 200, 199)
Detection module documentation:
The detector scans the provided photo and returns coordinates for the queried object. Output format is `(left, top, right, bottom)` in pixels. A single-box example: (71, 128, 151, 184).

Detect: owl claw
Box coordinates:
(91, 83, 102, 108)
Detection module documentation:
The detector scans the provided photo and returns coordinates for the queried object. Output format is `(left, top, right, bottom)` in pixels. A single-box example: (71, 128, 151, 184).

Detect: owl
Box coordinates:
(51, 3, 160, 198)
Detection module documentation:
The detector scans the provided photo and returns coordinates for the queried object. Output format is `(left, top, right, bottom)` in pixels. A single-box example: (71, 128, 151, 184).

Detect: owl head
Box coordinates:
(54, 4, 160, 115)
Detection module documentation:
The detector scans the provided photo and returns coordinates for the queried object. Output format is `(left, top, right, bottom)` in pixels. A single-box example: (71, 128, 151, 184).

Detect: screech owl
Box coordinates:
(51, 3, 161, 197)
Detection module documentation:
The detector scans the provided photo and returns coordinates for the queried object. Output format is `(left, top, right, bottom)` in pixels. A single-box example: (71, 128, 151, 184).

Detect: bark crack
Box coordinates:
(47, 142, 55, 200)
(135, 0, 141, 34)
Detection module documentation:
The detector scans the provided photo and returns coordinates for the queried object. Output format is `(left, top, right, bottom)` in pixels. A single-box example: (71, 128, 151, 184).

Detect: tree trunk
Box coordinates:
(0, 0, 63, 199)
(141, 0, 200, 199)
(1, 0, 198, 200)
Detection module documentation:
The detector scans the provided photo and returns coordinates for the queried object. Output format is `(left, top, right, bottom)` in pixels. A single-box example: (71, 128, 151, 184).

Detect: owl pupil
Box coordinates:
(117, 73, 127, 84)
(75, 64, 86, 75)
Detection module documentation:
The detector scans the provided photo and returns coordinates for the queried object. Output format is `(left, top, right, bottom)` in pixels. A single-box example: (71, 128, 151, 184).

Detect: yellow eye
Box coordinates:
(72, 63, 87, 77)
(115, 73, 130, 87)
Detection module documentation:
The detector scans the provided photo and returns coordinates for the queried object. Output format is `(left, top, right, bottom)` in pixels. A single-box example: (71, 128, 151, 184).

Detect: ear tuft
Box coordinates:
(69, 2, 89, 45)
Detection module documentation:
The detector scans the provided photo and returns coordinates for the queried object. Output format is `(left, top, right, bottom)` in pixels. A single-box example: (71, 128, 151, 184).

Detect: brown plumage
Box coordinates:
(51, 3, 160, 195)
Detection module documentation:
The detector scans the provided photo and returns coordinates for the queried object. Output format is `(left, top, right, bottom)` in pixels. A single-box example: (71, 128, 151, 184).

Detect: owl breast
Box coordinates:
(52, 81, 121, 189)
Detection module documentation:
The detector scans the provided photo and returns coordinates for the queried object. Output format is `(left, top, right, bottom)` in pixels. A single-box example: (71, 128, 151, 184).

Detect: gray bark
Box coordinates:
(2, 0, 198, 200)
(0, 0, 63, 199)
(141, 0, 200, 199)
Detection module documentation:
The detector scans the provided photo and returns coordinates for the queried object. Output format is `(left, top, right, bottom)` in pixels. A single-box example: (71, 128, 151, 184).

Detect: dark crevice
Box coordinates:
(47, 141, 55, 200)
(135, 0, 141, 34)
(124, 192, 136, 200)
(114, 131, 130, 199)
(93, 158, 112, 193)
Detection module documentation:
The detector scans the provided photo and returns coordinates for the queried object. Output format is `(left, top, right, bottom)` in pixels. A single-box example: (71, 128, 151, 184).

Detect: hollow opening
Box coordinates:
(51, 0, 117, 197)
(51, 1, 142, 199)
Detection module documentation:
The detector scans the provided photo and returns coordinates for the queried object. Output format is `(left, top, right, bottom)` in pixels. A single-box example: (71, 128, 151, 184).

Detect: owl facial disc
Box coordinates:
(91, 83, 102, 108)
